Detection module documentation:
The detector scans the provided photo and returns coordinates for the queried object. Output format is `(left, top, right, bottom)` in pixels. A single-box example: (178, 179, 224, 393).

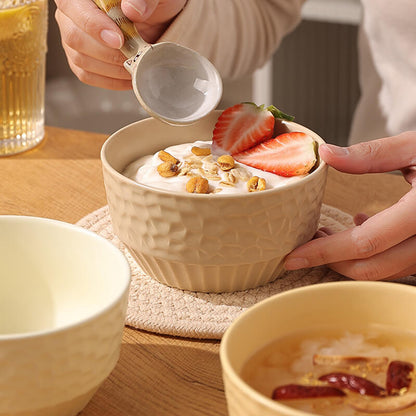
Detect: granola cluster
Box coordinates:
(156, 145, 267, 194)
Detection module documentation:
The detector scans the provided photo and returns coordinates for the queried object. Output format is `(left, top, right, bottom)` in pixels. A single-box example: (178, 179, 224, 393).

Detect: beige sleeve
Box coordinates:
(159, 0, 305, 80)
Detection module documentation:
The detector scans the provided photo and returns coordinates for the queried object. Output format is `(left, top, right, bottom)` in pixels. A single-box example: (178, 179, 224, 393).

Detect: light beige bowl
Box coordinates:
(101, 111, 327, 292)
(0, 216, 130, 416)
(220, 281, 416, 416)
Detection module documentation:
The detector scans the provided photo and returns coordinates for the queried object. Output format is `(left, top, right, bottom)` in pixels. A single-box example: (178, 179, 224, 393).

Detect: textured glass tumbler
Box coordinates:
(0, 0, 48, 156)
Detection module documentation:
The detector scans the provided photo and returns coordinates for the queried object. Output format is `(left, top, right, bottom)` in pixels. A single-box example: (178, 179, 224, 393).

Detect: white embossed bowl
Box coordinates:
(101, 111, 327, 292)
(0, 216, 130, 416)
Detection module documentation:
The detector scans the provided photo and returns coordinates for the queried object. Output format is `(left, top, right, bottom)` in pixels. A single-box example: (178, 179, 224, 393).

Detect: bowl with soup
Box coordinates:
(220, 281, 416, 416)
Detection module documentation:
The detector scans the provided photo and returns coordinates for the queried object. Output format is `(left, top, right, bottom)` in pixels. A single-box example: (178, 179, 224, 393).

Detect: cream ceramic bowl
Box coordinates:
(220, 281, 416, 416)
(101, 111, 327, 292)
(0, 216, 130, 416)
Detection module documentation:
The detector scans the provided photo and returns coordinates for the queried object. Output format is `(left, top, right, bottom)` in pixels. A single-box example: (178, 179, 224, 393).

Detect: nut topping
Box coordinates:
(198, 167, 221, 181)
(247, 176, 266, 192)
(233, 167, 252, 181)
(223, 171, 236, 184)
(219, 181, 236, 187)
(186, 176, 209, 194)
(157, 161, 179, 177)
(177, 162, 191, 176)
(191, 146, 211, 156)
(152, 144, 268, 193)
(217, 155, 235, 171)
(184, 154, 203, 167)
(158, 150, 178, 165)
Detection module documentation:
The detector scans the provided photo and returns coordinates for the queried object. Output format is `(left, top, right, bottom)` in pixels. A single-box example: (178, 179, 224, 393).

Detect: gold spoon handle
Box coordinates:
(93, 0, 150, 58)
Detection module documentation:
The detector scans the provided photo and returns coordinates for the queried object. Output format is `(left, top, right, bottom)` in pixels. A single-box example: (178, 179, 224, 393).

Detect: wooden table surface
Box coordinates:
(1, 126, 412, 415)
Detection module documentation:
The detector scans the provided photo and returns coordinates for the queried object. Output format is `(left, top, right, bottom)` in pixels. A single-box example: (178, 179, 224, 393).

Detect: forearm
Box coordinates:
(159, 0, 305, 79)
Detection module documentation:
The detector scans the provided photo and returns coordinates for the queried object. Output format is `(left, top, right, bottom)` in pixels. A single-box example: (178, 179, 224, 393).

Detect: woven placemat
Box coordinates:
(76, 205, 415, 339)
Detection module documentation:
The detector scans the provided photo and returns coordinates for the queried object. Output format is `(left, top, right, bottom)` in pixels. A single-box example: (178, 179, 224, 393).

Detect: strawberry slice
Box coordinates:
(233, 132, 318, 177)
(212, 103, 282, 155)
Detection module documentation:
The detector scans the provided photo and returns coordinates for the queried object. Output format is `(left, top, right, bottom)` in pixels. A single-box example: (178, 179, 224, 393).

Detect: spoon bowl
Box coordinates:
(94, 0, 222, 125)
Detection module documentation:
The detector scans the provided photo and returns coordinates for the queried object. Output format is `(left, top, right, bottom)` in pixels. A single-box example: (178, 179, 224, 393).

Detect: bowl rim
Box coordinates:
(0, 215, 131, 341)
(100, 115, 328, 200)
(219, 281, 416, 416)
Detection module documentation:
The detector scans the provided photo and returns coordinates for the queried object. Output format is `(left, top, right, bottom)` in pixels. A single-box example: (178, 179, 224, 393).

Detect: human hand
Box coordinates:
(284, 132, 416, 280)
(54, 0, 187, 89)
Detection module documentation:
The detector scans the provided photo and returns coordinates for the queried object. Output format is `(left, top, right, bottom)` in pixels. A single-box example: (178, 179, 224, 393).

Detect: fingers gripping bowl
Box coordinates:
(101, 109, 328, 292)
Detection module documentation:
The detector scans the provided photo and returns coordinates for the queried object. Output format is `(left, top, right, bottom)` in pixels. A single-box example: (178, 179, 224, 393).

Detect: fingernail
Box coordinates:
(322, 143, 349, 156)
(314, 230, 328, 239)
(100, 29, 123, 49)
(284, 257, 309, 270)
(125, 0, 147, 15)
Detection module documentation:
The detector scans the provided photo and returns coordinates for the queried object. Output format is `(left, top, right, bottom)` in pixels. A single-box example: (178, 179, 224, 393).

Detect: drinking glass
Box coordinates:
(0, 0, 48, 156)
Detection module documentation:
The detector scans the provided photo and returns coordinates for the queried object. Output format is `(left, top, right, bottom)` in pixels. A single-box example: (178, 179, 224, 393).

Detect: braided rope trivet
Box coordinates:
(77, 205, 416, 339)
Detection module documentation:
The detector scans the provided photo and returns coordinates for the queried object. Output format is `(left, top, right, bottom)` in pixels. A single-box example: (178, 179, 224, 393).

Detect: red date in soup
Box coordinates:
(272, 384, 345, 400)
(318, 372, 386, 397)
(387, 361, 414, 394)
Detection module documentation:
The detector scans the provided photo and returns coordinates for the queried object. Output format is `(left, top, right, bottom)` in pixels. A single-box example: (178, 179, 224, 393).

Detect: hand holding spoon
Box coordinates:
(94, 0, 223, 125)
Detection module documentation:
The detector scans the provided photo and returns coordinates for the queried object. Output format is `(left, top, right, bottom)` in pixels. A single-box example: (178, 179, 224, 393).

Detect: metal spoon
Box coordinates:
(94, 0, 223, 125)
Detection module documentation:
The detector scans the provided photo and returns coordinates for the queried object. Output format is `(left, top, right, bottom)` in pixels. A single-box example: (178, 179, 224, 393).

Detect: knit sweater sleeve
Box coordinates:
(158, 0, 305, 80)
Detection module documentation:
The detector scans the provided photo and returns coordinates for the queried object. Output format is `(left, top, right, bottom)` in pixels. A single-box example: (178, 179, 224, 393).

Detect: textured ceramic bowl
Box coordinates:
(0, 216, 130, 416)
(101, 111, 327, 292)
(220, 281, 416, 416)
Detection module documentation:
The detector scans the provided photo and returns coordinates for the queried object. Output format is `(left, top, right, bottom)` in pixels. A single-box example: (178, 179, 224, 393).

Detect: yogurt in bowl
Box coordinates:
(124, 140, 307, 195)
(101, 106, 328, 292)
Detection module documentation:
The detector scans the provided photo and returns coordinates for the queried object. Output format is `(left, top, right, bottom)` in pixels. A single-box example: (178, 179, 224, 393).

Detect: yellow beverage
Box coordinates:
(0, 0, 48, 155)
